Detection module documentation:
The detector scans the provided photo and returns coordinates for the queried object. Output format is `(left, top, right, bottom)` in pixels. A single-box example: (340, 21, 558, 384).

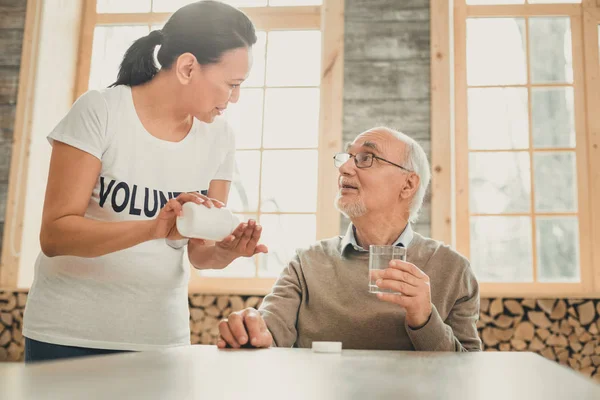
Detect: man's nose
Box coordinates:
(338, 157, 355, 175)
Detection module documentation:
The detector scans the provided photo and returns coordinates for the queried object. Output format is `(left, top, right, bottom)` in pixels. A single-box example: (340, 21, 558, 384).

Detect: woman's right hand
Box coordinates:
(150, 192, 223, 240)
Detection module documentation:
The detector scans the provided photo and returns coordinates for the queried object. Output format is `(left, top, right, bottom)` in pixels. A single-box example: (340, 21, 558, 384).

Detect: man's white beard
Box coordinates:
(334, 193, 367, 219)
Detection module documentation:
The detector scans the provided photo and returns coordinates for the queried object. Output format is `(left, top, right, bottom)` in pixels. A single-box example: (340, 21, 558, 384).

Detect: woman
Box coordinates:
(22, 1, 266, 362)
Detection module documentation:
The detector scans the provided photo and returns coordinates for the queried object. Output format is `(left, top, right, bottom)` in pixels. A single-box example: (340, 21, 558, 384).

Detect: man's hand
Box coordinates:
(217, 308, 273, 349)
(375, 260, 433, 329)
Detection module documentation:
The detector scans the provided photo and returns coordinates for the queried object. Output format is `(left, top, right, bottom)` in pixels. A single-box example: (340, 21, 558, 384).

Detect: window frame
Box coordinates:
(431, 0, 600, 298)
(582, 3, 600, 294)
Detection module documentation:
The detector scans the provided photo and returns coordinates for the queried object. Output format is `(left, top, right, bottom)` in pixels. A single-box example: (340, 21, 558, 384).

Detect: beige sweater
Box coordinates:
(259, 232, 482, 351)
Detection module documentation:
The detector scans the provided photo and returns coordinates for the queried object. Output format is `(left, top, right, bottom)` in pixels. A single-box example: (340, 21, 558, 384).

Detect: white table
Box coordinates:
(1, 345, 600, 399)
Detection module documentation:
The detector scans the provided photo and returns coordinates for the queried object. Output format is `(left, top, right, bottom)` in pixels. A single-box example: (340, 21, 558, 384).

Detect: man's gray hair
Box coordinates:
(369, 127, 431, 223)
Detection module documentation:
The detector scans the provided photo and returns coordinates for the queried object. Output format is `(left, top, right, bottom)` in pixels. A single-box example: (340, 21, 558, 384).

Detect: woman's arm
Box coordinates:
(206, 179, 231, 206)
(187, 180, 267, 270)
(40, 141, 200, 258)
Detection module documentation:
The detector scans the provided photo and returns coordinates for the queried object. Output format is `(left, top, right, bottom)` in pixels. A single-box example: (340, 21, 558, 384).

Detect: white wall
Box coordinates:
(17, 0, 82, 287)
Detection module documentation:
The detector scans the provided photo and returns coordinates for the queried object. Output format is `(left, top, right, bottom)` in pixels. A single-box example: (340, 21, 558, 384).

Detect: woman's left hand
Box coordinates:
(215, 219, 268, 260)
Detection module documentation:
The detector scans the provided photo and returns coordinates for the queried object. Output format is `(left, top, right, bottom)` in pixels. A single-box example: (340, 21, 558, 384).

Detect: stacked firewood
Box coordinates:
(477, 298, 600, 382)
(0, 291, 26, 361)
(188, 295, 263, 345)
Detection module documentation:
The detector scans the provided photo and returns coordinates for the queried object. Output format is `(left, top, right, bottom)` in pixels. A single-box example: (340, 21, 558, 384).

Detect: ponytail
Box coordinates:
(110, 30, 164, 87)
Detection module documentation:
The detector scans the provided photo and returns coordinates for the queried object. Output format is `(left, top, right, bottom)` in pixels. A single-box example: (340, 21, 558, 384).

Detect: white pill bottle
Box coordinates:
(176, 202, 240, 241)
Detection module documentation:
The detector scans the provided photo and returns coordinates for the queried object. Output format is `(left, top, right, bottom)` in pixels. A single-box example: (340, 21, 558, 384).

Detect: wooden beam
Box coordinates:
(188, 277, 276, 296)
(0, 0, 43, 287)
(454, 0, 470, 258)
(95, 6, 321, 30)
(430, 0, 454, 246)
(582, 10, 600, 293)
(570, 14, 594, 294)
(466, 4, 582, 17)
(480, 282, 599, 299)
(73, 0, 97, 100)
(315, 0, 343, 240)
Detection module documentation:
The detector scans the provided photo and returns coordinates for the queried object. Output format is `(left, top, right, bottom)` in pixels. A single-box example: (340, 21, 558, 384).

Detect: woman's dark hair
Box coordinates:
(111, 0, 257, 87)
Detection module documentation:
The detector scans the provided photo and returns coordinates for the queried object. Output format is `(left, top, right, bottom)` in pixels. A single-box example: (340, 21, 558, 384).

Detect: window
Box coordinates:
(431, 0, 600, 297)
(73, 0, 344, 294)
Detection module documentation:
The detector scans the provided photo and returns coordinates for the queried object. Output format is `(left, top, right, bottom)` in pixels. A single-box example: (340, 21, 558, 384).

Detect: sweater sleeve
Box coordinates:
(406, 265, 482, 352)
(258, 255, 304, 348)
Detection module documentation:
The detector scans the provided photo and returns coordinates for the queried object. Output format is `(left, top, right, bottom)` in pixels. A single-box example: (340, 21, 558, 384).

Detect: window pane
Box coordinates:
(261, 150, 318, 212)
(531, 87, 575, 149)
(244, 32, 267, 87)
(195, 213, 258, 278)
(534, 152, 577, 213)
(469, 152, 531, 214)
(229, 151, 261, 213)
(258, 214, 316, 277)
(97, 0, 151, 13)
(467, 18, 526, 86)
(263, 88, 320, 149)
(537, 217, 579, 282)
(470, 216, 533, 282)
(529, 17, 573, 84)
(225, 88, 263, 149)
(266, 31, 321, 87)
(152, 0, 266, 12)
(528, 0, 580, 4)
(89, 26, 150, 90)
(468, 88, 528, 150)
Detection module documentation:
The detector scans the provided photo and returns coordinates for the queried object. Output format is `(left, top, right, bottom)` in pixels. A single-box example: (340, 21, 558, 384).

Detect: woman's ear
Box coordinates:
(175, 53, 198, 85)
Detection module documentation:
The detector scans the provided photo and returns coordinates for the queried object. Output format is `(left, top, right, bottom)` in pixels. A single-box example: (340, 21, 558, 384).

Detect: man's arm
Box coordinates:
(377, 260, 481, 352)
(217, 255, 304, 349)
(258, 255, 304, 348)
(405, 267, 482, 352)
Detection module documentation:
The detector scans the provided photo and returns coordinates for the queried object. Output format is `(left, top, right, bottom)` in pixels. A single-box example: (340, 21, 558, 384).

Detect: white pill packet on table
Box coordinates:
(311, 341, 342, 353)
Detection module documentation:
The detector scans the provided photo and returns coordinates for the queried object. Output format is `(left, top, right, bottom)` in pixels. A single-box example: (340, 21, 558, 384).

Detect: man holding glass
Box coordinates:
(218, 127, 481, 352)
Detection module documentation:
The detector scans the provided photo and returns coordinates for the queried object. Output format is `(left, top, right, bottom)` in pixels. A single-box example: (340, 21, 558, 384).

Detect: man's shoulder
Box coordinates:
(295, 236, 343, 258)
(288, 236, 344, 270)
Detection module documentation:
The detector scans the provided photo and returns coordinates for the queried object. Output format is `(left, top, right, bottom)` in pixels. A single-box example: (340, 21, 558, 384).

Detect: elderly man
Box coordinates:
(218, 127, 481, 352)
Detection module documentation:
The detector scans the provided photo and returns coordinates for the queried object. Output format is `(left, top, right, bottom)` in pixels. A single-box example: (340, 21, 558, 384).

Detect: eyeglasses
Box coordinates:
(333, 152, 412, 172)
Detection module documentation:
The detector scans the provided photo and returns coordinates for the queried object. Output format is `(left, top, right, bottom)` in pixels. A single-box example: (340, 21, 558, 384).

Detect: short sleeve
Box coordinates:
(47, 90, 108, 161)
(212, 121, 236, 181)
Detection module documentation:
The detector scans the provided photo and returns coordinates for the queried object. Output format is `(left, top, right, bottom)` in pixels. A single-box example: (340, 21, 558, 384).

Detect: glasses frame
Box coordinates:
(333, 152, 413, 172)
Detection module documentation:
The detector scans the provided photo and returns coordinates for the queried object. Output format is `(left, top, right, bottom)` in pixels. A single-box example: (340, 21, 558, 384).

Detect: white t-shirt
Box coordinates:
(22, 85, 235, 351)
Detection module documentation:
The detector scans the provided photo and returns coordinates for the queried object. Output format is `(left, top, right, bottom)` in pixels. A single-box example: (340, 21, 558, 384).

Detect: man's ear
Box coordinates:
(400, 173, 420, 200)
(175, 53, 198, 85)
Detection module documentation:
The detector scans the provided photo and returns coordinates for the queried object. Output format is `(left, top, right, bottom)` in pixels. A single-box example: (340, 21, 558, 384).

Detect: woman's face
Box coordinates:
(184, 46, 252, 123)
